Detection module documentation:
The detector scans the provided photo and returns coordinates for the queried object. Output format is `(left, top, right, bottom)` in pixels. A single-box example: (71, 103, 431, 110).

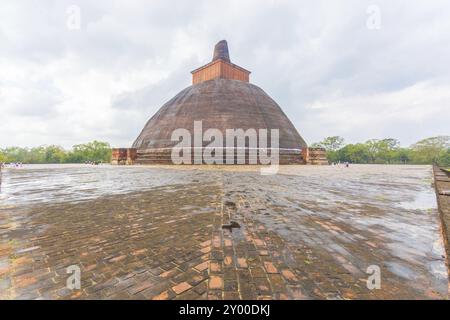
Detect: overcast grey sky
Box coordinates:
(1, 0, 449, 148)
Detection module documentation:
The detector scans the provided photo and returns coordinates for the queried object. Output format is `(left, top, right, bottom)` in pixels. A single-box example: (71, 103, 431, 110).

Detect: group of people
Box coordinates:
(331, 161, 350, 167)
(1, 162, 23, 168)
(0, 162, 104, 168)
(85, 161, 102, 165)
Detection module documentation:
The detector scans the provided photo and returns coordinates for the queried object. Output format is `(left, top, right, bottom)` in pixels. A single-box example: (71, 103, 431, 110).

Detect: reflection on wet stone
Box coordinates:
(0, 164, 448, 299)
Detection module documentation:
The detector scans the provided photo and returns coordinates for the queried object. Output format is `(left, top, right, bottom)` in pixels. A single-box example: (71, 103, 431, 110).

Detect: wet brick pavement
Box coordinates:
(0, 164, 448, 299)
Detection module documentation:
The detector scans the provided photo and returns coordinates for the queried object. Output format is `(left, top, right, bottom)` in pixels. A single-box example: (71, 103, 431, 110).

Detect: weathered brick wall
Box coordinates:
(111, 148, 137, 165)
(433, 165, 450, 279)
(307, 147, 328, 165)
(134, 148, 305, 165)
(191, 60, 250, 84)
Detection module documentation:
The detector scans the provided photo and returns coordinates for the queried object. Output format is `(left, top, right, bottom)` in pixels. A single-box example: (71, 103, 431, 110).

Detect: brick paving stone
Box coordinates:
(159, 268, 179, 279)
(223, 268, 238, 280)
(223, 280, 238, 292)
(131, 248, 147, 256)
(224, 291, 240, 300)
(172, 282, 192, 295)
(263, 262, 278, 274)
(200, 246, 211, 254)
(240, 286, 257, 300)
(152, 290, 171, 300)
(192, 281, 208, 295)
(254, 239, 266, 247)
(236, 266, 250, 278)
(194, 261, 208, 272)
(109, 255, 126, 263)
(223, 256, 233, 266)
(128, 280, 154, 295)
(210, 250, 224, 261)
(209, 261, 222, 273)
(188, 273, 207, 287)
(207, 290, 222, 300)
(250, 267, 266, 279)
(107, 291, 132, 300)
(281, 269, 298, 282)
(237, 258, 248, 268)
(254, 277, 272, 295)
(208, 276, 223, 290)
(200, 240, 211, 247)
(174, 289, 201, 300)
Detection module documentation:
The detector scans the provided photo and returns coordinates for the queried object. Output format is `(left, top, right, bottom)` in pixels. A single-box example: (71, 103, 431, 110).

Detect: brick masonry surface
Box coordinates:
(0, 164, 448, 299)
(433, 165, 450, 283)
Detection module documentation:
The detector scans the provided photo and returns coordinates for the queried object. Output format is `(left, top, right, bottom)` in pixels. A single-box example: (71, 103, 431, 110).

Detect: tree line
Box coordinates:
(0, 141, 112, 164)
(311, 136, 450, 166)
(1, 136, 449, 166)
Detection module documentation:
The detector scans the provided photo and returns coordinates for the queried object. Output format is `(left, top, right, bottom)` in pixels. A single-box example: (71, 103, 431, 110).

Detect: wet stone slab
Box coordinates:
(0, 164, 448, 299)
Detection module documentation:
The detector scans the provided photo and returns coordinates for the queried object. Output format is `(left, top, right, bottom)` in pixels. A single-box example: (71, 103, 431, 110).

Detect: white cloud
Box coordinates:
(0, 0, 449, 148)
(301, 81, 450, 146)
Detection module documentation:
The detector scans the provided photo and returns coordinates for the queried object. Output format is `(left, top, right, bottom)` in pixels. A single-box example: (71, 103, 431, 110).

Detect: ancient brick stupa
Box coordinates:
(112, 40, 327, 165)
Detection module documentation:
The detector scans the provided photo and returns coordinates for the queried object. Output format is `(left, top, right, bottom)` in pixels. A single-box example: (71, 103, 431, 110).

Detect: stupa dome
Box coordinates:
(131, 40, 308, 164)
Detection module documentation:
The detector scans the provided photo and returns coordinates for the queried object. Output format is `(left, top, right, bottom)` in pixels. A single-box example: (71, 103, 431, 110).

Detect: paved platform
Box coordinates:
(433, 165, 450, 283)
(0, 164, 448, 299)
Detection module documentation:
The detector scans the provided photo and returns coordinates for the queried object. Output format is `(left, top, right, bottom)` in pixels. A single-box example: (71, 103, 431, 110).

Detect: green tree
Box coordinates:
(1, 147, 29, 163)
(395, 148, 412, 164)
(313, 136, 345, 163)
(44, 145, 67, 163)
(437, 148, 450, 166)
(319, 136, 345, 151)
(363, 139, 400, 163)
(410, 136, 450, 164)
(376, 138, 400, 163)
(0, 141, 111, 164)
(309, 142, 323, 148)
(68, 141, 111, 163)
(312, 136, 449, 165)
(337, 143, 371, 163)
(27, 146, 46, 163)
(0, 151, 6, 163)
(365, 139, 380, 163)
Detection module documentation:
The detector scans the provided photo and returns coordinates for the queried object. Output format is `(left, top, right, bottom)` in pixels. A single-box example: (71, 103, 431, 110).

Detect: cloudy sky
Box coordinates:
(1, 0, 449, 148)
